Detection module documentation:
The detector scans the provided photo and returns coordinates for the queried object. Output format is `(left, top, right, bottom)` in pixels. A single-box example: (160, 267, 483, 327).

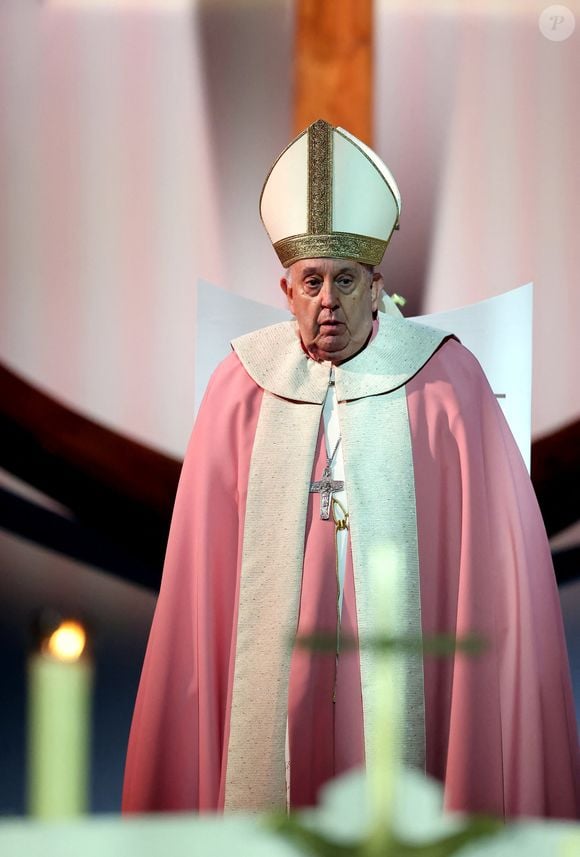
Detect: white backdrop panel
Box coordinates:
(195, 280, 290, 415)
(414, 283, 533, 472)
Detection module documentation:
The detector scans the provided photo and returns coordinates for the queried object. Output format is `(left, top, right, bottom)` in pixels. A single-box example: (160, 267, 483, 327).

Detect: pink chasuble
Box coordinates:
(407, 340, 580, 819)
(123, 332, 580, 820)
(122, 356, 265, 813)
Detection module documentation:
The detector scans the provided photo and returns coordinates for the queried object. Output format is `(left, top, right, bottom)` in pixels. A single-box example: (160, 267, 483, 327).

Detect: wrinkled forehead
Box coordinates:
(289, 257, 367, 278)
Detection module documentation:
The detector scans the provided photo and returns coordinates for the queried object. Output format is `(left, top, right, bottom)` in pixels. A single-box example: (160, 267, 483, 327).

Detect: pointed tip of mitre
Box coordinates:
(259, 120, 402, 268)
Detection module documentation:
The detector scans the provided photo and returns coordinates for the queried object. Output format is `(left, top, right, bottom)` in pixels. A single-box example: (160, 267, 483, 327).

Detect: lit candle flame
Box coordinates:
(44, 621, 87, 662)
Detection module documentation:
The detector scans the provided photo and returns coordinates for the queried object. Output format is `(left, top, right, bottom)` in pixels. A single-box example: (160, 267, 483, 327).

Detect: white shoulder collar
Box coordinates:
(232, 310, 454, 403)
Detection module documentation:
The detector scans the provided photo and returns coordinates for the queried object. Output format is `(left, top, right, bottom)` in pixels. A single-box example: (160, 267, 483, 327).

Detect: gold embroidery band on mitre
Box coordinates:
(274, 233, 389, 267)
(308, 119, 333, 235)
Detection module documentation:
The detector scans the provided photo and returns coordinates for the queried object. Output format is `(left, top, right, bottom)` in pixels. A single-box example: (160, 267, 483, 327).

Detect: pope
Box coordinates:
(123, 120, 579, 818)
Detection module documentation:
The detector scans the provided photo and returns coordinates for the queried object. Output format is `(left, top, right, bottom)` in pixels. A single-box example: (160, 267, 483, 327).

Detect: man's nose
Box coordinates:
(320, 279, 339, 307)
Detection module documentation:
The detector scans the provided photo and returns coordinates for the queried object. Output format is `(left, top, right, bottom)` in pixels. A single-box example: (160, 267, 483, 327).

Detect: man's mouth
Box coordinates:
(319, 320, 344, 329)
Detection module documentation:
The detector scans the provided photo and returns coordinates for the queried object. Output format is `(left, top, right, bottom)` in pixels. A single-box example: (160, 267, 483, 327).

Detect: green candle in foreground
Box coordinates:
(27, 620, 93, 819)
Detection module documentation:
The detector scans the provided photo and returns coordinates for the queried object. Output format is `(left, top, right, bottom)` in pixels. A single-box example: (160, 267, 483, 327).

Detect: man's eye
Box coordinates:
(305, 280, 321, 288)
(337, 278, 353, 287)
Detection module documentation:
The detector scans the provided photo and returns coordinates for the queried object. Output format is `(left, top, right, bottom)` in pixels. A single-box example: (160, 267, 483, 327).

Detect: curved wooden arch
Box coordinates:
(1, 361, 578, 589)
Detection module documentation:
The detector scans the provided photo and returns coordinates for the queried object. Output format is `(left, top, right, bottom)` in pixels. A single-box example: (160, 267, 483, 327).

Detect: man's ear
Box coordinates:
(370, 271, 384, 313)
(280, 276, 295, 314)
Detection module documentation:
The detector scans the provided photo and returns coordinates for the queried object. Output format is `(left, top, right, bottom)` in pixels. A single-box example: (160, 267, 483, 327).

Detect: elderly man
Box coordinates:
(123, 120, 579, 819)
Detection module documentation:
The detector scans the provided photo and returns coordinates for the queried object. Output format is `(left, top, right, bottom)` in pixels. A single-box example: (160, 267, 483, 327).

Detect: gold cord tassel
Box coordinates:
(331, 499, 349, 704)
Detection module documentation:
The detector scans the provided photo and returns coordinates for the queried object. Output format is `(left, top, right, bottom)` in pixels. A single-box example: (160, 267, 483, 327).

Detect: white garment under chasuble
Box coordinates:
(322, 366, 349, 617)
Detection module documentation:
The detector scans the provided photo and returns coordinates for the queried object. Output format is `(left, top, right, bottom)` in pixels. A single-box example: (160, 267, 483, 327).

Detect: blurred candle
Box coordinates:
(366, 544, 404, 849)
(27, 618, 93, 818)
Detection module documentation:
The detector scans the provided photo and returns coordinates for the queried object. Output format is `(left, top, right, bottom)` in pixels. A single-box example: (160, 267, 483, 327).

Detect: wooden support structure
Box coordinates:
(293, 0, 373, 143)
(1, 358, 578, 588)
(0, 363, 180, 587)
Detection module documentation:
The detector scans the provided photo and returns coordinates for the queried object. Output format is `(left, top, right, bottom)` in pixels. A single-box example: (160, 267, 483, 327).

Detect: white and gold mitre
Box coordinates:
(260, 118, 401, 268)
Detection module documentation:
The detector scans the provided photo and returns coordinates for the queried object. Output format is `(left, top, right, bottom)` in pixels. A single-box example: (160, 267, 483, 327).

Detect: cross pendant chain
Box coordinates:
(309, 437, 344, 520)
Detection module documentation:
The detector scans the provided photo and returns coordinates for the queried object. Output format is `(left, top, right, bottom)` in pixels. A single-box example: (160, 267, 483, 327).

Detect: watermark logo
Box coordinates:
(539, 5, 576, 41)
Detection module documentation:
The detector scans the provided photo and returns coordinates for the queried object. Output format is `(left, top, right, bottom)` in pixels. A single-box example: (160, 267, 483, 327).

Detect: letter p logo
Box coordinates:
(539, 6, 576, 41)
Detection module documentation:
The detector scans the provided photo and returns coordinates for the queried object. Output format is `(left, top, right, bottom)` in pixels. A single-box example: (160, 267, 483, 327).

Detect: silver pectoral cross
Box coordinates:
(309, 465, 344, 520)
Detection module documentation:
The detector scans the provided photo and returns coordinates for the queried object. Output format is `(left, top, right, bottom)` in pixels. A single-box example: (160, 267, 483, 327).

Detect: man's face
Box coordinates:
(280, 258, 383, 364)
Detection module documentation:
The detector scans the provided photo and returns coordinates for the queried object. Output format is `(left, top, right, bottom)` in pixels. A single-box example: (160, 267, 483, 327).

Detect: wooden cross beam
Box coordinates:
(293, 0, 373, 143)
